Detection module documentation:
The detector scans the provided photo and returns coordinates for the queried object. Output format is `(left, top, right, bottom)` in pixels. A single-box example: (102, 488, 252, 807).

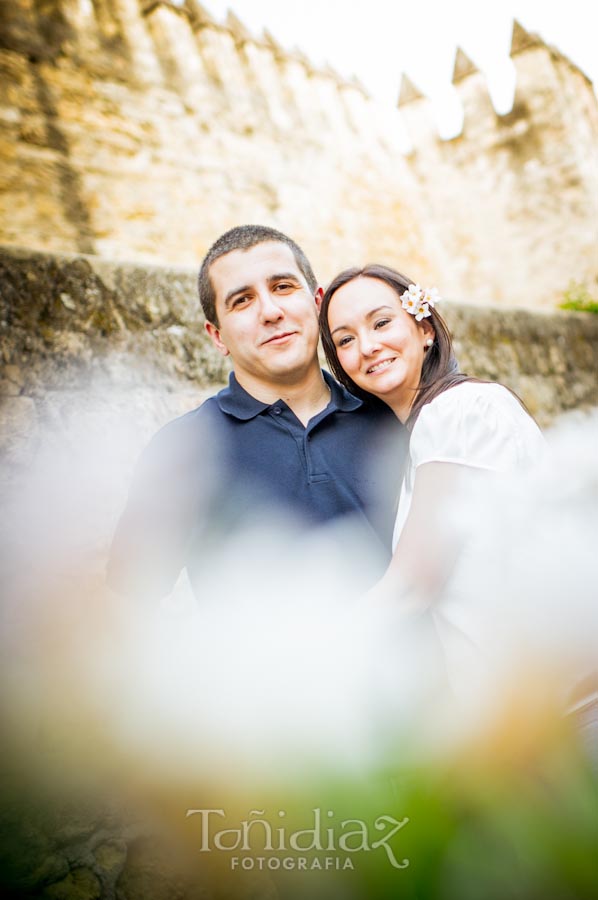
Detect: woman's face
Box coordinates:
(327, 276, 434, 419)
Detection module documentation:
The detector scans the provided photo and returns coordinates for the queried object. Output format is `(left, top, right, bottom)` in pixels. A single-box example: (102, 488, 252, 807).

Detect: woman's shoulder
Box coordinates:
(421, 381, 525, 416)
(411, 380, 544, 471)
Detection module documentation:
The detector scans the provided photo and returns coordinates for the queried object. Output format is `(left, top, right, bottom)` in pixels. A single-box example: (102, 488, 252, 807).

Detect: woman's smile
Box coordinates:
(365, 357, 397, 375)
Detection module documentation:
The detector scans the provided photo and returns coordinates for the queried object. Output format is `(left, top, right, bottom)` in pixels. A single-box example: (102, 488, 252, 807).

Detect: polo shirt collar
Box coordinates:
(216, 371, 363, 420)
(216, 373, 271, 420)
(325, 370, 363, 412)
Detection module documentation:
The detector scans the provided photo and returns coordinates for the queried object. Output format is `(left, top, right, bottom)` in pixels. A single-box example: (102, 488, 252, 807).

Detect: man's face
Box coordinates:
(205, 242, 322, 390)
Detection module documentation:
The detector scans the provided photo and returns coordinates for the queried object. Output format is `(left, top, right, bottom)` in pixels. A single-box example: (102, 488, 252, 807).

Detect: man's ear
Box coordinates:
(314, 286, 324, 313)
(205, 321, 230, 357)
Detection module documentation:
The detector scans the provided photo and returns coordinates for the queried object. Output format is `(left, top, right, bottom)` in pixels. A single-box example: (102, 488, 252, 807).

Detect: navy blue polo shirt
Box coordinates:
(108, 371, 405, 600)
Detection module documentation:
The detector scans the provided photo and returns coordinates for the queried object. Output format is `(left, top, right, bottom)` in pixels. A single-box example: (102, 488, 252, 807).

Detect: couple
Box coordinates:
(109, 224, 544, 623)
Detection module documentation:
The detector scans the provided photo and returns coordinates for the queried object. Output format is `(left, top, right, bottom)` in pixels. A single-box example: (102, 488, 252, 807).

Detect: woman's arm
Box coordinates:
(367, 461, 490, 613)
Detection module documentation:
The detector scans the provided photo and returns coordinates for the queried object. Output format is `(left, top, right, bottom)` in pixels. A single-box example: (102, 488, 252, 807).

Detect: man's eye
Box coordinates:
(274, 282, 294, 291)
(232, 296, 249, 307)
(374, 318, 391, 329)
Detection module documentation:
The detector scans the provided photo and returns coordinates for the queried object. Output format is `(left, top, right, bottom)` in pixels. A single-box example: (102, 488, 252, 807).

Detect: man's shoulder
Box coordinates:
(140, 390, 228, 467)
(160, 393, 223, 433)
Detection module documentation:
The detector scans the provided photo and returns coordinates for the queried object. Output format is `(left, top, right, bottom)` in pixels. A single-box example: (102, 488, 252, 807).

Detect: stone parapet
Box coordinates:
(1, 246, 596, 463)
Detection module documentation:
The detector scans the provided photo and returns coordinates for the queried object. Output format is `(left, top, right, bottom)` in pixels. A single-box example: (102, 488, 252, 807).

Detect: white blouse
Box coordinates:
(390, 381, 546, 705)
(392, 381, 546, 549)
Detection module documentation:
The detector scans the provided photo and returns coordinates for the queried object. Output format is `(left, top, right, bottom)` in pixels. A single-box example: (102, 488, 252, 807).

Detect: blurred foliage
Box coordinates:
(1, 687, 596, 899)
(560, 281, 598, 313)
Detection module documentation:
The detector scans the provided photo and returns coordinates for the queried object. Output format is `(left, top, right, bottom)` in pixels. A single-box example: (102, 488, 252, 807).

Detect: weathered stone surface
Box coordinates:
(0, 1, 428, 293)
(93, 841, 127, 881)
(442, 302, 598, 422)
(1, 8, 597, 309)
(0, 244, 229, 393)
(1, 247, 596, 449)
(43, 867, 102, 900)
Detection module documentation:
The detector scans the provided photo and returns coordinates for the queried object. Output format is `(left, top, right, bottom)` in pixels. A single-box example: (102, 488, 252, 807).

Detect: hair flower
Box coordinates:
(422, 287, 440, 308)
(415, 301, 430, 321)
(401, 284, 441, 319)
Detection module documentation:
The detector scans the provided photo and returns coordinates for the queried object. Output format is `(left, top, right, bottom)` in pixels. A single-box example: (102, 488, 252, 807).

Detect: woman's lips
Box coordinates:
(366, 357, 396, 375)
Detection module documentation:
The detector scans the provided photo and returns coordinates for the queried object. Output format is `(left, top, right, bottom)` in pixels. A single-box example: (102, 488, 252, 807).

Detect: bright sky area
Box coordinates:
(191, 0, 597, 138)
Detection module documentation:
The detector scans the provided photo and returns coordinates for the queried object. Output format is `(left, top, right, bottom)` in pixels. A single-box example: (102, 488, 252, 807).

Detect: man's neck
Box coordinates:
(235, 366, 331, 427)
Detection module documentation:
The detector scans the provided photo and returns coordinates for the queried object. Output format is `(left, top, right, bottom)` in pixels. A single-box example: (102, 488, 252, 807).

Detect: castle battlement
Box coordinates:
(0, 4, 596, 309)
(397, 19, 596, 146)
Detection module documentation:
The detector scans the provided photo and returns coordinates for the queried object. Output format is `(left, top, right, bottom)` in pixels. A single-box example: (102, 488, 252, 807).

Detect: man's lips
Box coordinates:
(261, 331, 297, 346)
(365, 357, 397, 375)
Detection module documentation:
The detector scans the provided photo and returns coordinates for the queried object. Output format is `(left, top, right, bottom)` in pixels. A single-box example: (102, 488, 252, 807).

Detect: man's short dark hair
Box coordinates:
(198, 225, 318, 326)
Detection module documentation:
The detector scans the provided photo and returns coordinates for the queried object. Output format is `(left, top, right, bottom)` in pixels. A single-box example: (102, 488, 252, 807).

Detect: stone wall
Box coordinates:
(0, 0, 432, 289)
(1, 245, 597, 470)
(1, 3, 597, 310)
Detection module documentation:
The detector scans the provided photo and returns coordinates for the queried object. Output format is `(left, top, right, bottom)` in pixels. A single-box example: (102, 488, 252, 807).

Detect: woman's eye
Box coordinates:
(374, 318, 391, 329)
(338, 335, 353, 347)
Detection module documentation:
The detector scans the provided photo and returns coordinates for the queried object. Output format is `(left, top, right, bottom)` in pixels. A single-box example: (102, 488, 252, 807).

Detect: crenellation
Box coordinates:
(85, 0, 135, 79)
(348, 74, 369, 97)
(396, 91, 438, 152)
(452, 46, 479, 83)
(225, 9, 253, 46)
(451, 58, 497, 140)
(240, 39, 295, 132)
(272, 53, 326, 135)
(204, 27, 261, 129)
(183, 11, 265, 131)
(260, 27, 285, 61)
(337, 79, 381, 144)
(289, 44, 317, 76)
(0, 8, 596, 309)
(141, 0, 188, 21)
(396, 17, 598, 307)
(114, 0, 166, 86)
(143, 1, 213, 114)
(397, 73, 424, 107)
(307, 68, 358, 143)
(509, 18, 542, 57)
(184, 0, 216, 30)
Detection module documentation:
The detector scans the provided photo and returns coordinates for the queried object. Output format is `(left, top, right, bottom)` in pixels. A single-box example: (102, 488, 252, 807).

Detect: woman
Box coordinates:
(320, 264, 546, 698)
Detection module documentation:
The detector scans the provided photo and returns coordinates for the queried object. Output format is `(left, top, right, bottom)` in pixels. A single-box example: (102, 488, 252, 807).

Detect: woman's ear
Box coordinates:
(419, 319, 435, 348)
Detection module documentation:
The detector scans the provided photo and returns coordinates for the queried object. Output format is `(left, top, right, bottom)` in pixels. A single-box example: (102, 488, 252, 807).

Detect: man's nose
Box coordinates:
(257, 291, 284, 322)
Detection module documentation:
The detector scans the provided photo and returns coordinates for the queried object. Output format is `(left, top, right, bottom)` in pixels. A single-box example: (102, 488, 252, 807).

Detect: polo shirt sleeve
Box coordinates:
(107, 413, 212, 601)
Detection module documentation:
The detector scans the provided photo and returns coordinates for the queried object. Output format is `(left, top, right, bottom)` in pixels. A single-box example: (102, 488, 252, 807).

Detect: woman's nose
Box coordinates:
(358, 332, 381, 357)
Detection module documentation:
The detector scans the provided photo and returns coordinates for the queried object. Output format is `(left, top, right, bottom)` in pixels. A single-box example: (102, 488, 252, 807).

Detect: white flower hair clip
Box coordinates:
(401, 284, 441, 321)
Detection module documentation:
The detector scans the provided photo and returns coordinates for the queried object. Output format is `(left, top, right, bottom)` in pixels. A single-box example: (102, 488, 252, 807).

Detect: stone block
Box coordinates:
(43, 867, 102, 900)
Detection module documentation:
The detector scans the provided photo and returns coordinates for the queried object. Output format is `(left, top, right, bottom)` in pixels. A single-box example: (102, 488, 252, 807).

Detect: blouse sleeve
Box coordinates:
(409, 383, 542, 473)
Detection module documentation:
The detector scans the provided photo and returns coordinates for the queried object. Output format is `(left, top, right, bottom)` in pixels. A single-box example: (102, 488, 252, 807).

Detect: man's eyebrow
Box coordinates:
(268, 272, 301, 284)
(330, 305, 394, 336)
(223, 273, 302, 308)
(223, 285, 252, 307)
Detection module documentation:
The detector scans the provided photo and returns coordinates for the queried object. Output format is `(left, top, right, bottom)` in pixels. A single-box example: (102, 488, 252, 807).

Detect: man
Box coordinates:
(108, 225, 404, 600)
